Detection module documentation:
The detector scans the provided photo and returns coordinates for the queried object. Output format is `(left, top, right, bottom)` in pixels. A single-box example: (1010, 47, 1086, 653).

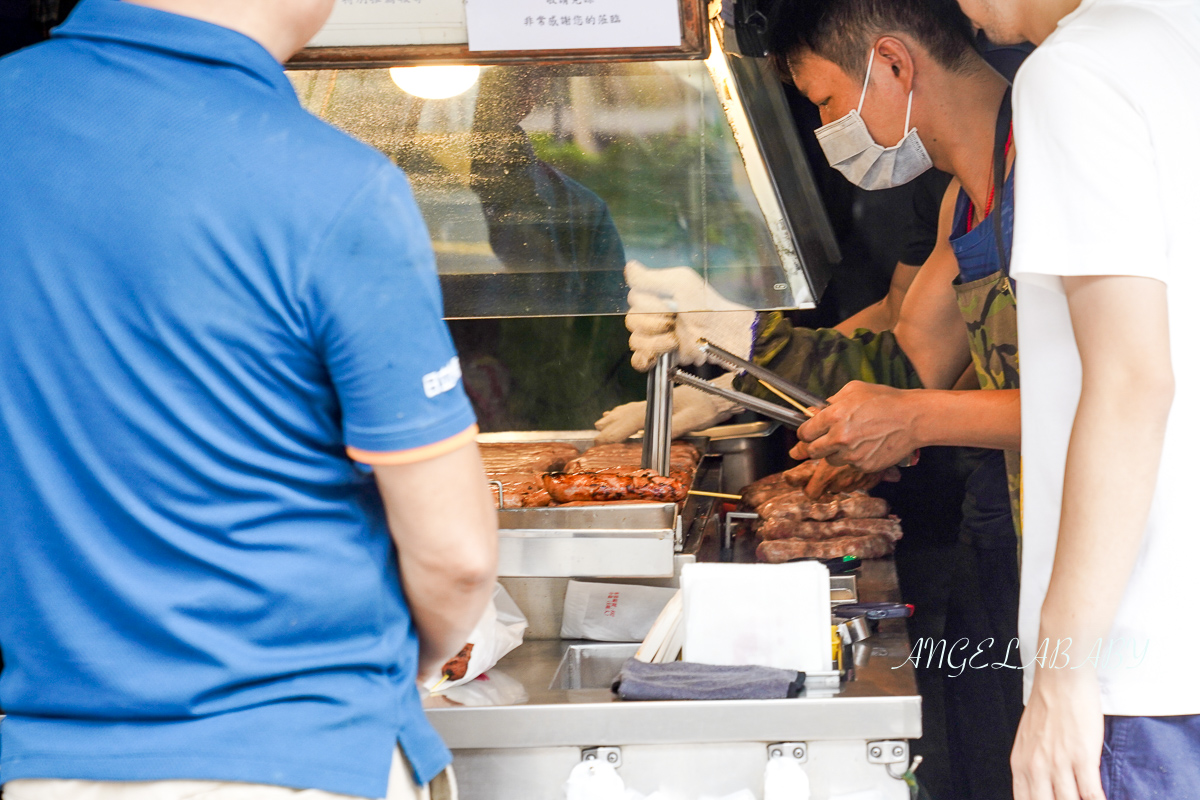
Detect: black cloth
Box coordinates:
(899, 169, 954, 267)
(614, 659, 804, 701)
(0, 0, 80, 57)
(942, 452, 1022, 800)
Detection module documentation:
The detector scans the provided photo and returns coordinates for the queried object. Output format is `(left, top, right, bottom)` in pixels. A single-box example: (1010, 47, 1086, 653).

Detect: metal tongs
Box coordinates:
(668, 339, 829, 429)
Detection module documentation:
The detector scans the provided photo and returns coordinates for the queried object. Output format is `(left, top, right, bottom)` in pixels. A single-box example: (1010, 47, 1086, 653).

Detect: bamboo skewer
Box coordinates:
(687, 490, 743, 500)
(760, 380, 816, 418)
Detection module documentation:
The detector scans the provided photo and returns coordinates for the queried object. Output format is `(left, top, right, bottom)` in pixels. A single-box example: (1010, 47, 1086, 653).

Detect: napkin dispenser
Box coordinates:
(681, 561, 833, 675)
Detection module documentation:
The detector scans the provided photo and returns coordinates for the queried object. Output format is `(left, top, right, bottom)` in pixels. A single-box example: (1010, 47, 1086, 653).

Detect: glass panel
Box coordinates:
(289, 62, 800, 317)
(444, 316, 644, 431)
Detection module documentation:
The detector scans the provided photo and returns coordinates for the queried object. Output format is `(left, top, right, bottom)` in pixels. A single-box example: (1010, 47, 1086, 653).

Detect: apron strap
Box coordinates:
(993, 87, 1013, 277)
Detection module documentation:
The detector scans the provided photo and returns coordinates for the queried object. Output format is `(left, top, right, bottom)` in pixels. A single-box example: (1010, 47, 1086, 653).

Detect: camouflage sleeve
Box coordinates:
(731, 312, 924, 402)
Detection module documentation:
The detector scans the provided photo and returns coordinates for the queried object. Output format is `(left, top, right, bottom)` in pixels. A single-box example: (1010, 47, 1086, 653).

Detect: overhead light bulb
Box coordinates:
(389, 65, 481, 100)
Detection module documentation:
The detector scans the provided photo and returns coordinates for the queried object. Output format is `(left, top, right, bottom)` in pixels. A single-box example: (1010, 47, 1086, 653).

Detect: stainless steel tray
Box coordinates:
(480, 431, 712, 579)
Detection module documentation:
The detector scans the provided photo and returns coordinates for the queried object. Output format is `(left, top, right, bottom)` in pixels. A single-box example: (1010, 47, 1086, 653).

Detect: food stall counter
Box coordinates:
(424, 559, 920, 799)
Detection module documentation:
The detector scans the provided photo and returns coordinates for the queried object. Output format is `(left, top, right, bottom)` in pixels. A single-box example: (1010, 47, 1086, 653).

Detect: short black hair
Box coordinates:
(766, 0, 980, 80)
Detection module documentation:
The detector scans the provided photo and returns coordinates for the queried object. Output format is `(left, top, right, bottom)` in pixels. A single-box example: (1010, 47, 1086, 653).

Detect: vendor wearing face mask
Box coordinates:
(605, 0, 1020, 489)
(600, 1, 1024, 795)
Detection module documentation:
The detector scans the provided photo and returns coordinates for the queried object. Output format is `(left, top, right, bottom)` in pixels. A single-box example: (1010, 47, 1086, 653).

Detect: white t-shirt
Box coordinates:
(1012, 0, 1200, 716)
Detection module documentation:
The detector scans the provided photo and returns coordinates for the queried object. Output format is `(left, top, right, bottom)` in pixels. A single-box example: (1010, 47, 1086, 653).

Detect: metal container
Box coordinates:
(691, 420, 779, 494)
(549, 642, 641, 690)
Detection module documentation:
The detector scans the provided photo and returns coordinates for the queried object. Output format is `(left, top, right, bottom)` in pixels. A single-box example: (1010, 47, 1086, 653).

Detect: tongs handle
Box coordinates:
(697, 339, 829, 411)
(670, 369, 810, 429)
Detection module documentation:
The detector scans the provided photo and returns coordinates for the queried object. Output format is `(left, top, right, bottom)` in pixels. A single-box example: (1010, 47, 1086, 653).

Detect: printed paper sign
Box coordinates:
(466, 0, 682, 51)
(308, 0, 468, 48)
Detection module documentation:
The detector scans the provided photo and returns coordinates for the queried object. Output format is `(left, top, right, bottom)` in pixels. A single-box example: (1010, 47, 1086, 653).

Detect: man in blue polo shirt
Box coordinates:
(0, 1, 499, 798)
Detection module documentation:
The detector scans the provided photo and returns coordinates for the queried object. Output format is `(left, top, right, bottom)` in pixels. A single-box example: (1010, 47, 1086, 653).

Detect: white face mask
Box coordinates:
(814, 48, 933, 190)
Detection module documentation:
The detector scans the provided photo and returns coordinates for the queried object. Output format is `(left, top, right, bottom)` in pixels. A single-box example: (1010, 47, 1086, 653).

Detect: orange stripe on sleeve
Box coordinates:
(347, 424, 479, 466)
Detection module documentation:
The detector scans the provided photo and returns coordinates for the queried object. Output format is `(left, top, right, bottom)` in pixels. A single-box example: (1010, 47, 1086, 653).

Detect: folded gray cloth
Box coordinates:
(613, 658, 805, 701)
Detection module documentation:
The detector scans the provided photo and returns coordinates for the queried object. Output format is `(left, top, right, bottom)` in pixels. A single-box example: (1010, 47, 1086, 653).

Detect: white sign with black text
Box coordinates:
(465, 0, 682, 51)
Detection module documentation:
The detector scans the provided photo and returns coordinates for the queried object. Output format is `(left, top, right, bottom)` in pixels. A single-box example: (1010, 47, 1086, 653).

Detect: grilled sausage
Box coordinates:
(837, 493, 889, 519)
(542, 470, 687, 503)
(565, 442, 700, 473)
(740, 473, 793, 509)
(441, 643, 475, 681)
(758, 515, 903, 542)
(757, 534, 894, 562)
(757, 491, 890, 522)
(488, 473, 554, 508)
(782, 460, 819, 488)
(757, 491, 840, 521)
(480, 442, 579, 474)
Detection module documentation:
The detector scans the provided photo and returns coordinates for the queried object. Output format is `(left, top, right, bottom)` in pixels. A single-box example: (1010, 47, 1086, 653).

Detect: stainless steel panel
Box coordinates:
(831, 574, 858, 604)
(497, 533, 675, 578)
(451, 748, 581, 800)
(452, 741, 909, 800)
(549, 643, 640, 690)
(477, 429, 606, 451)
(497, 502, 676, 532)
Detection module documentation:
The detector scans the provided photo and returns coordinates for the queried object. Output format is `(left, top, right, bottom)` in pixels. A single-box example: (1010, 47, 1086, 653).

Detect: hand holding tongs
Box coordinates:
(668, 339, 829, 429)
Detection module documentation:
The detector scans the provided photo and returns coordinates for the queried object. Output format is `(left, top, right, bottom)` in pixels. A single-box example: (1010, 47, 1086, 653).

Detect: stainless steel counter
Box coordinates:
(424, 559, 920, 799)
(428, 560, 918, 747)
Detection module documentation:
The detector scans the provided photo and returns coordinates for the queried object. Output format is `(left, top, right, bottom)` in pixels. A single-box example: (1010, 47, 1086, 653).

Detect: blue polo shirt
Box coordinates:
(0, 1, 477, 795)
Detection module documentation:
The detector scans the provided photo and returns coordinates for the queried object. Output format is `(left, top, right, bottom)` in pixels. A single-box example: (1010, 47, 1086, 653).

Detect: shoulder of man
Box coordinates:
(1032, 0, 1198, 72)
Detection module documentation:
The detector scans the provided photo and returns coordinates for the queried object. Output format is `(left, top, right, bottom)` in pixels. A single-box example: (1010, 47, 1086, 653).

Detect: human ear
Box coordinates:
(873, 36, 915, 93)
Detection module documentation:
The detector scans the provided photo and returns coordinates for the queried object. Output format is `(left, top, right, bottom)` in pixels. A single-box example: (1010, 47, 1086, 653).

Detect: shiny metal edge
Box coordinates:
(429, 694, 921, 749)
(498, 503, 677, 531)
(690, 421, 779, 441)
(497, 537, 676, 578)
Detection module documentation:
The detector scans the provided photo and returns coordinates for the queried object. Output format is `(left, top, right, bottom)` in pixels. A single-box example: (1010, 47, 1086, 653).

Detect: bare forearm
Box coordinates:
(401, 545, 497, 674)
(798, 384, 1019, 473)
(836, 263, 919, 336)
(1039, 276, 1173, 652)
(1039, 385, 1169, 648)
(910, 388, 1021, 450)
(374, 446, 499, 678)
(395, 477, 498, 675)
(835, 300, 891, 336)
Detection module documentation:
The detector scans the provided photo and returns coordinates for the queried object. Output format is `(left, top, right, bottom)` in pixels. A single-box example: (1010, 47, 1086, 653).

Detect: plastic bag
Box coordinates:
(565, 761, 628, 800)
(561, 580, 679, 642)
(439, 667, 529, 707)
(425, 583, 527, 693)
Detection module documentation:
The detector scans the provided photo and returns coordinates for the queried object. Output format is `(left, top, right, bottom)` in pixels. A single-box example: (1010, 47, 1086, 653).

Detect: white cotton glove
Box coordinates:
(625, 260, 757, 372)
(593, 373, 743, 444)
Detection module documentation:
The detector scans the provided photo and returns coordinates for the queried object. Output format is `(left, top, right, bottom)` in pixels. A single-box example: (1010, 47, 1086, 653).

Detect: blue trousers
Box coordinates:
(1102, 714, 1200, 799)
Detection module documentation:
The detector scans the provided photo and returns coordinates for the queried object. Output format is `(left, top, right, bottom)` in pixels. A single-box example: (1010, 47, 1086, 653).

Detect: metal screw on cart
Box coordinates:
(581, 747, 622, 768)
(767, 742, 807, 763)
(867, 740, 909, 766)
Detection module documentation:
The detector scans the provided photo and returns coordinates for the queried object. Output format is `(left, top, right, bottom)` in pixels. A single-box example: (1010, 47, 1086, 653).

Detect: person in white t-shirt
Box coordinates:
(954, 0, 1200, 797)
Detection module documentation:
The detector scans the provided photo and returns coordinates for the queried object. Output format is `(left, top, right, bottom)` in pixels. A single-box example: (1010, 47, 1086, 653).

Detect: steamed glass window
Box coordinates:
(289, 62, 800, 317)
